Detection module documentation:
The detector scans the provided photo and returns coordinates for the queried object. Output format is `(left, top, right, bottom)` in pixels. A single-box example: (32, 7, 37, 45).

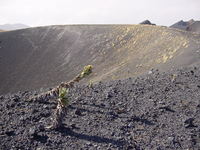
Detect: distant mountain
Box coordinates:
(0, 23, 29, 31)
(186, 21, 200, 33)
(170, 19, 200, 33)
(139, 20, 156, 25)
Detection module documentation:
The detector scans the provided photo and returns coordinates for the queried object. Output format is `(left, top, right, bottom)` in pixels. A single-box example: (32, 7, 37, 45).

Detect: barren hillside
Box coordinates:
(0, 25, 200, 94)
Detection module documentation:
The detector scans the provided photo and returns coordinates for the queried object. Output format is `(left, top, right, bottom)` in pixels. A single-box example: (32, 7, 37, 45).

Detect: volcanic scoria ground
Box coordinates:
(0, 66, 200, 150)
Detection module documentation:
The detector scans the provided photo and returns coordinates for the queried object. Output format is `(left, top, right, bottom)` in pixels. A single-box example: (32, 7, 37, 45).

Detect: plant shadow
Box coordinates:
(57, 127, 126, 147)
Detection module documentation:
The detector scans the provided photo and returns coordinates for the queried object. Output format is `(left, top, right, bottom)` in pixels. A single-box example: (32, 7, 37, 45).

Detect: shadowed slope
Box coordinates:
(0, 25, 200, 94)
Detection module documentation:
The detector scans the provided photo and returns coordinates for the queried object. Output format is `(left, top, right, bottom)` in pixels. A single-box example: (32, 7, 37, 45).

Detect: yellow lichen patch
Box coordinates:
(85, 25, 197, 83)
(111, 75, 118, 80)
(182, 41, 189, 48)
(162, 54, 169, 63)
(118, 60, 127, 67)
(111, 43, 115, 47)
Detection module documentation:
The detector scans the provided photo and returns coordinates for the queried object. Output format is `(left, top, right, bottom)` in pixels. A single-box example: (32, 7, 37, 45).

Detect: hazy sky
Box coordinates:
(0, 0, 200, 27)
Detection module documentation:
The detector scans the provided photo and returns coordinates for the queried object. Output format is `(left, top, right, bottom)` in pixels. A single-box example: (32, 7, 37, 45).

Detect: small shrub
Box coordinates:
(31, 65, 93, 129)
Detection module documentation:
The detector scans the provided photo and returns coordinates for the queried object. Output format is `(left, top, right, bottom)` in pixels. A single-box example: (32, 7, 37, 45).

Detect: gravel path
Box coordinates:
(0, 67, 200, 150)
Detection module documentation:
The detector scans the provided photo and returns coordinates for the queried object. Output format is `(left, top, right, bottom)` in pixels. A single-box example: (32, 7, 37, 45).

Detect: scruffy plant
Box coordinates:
(30, 65, 93, 129)
(88, 80, 94, 88)
(48, 87, 69, 129)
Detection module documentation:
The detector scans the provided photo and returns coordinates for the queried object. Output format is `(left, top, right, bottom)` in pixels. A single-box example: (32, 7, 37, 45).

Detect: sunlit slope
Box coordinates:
(0, 25, 200, 94)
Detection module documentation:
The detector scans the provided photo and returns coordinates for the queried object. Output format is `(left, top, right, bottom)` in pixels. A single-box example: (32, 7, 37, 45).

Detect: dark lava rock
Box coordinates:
(75, 109, 82, 116)
(29, 127, 37, 136)
(1, 66, 200, 149)
(184, 118, 197, 128)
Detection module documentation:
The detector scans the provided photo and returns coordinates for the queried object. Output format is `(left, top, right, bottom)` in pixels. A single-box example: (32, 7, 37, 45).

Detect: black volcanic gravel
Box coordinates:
(0, 67, 200, 150)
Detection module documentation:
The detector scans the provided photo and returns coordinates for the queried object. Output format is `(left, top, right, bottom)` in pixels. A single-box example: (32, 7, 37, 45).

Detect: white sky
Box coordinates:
(0, 0, 200, 27)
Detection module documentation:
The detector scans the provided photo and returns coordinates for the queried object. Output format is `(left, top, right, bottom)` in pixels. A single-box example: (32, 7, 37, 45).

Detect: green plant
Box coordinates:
(88, 80, 94, 88)
(80, 65, 93, 78)
(48, 87, 69, 129)
(31, 65, 93, 129)
(59, 87, 69, 107)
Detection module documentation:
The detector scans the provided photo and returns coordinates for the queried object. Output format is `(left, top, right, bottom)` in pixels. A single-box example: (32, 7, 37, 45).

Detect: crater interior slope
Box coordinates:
(0, 25, 200, 94)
